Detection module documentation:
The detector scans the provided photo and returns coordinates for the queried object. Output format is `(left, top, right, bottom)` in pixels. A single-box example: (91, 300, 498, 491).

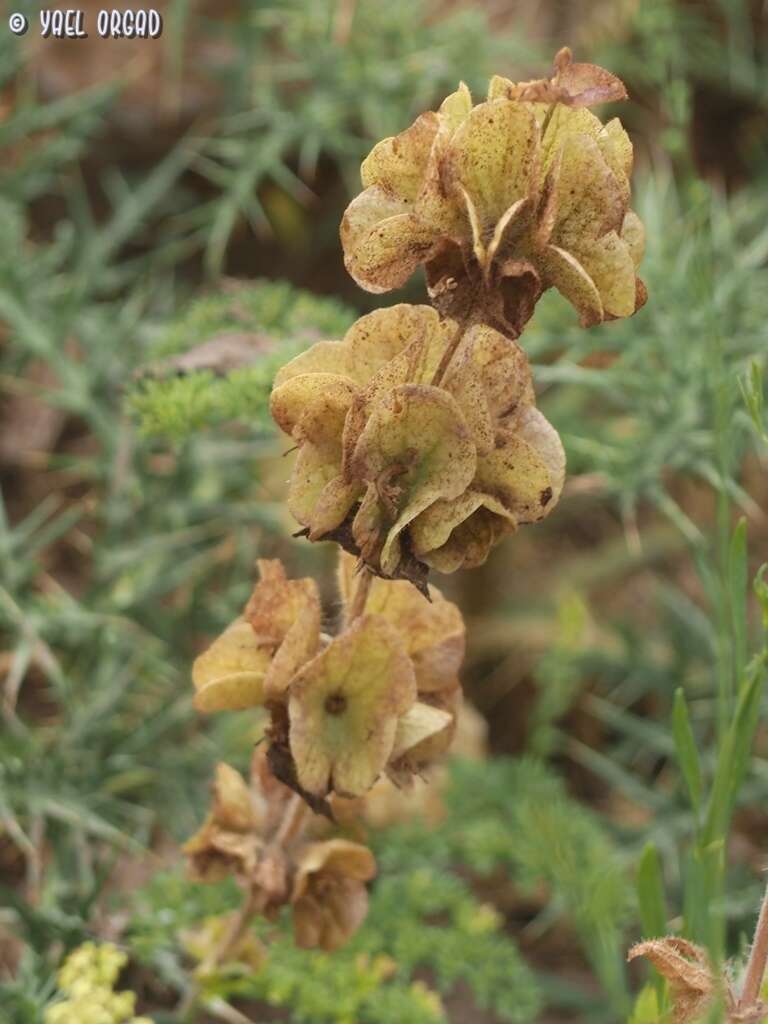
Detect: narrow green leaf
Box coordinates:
(704, 652, 768, 844)
(755, 565, 768, 632)
(728, 518, 748, 684)
(628, 984, 660, 1024)
(636, 843, 668, 940)
(636, 843, 669, 1007)
(740, 359, 766, 442)
(672, 688, 703, 813)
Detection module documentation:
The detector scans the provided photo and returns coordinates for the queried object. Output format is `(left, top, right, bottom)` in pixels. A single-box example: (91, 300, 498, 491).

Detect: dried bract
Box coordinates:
(271, 305, 564, 582)
(292, 839, 376, 951)
(628, 938, 714, 1023)
(288, 615, 416, 797)
(341, 51, 644, 334)
(191, 555, 466, 802)
(183, 762, 263, 883)
(336, 552, 465, 693)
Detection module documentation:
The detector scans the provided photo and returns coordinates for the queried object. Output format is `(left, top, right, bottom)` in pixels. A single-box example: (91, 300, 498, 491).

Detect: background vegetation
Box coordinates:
(1, 1, 767, 1021)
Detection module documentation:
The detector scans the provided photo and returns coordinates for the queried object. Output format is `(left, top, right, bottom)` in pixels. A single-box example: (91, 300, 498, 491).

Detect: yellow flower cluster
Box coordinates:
(45, 943, 151, 1024)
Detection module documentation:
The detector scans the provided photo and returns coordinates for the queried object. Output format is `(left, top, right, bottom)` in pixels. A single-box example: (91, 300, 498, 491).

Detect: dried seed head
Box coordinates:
(183, 762, 263, 882)
(190, 555, 467, 804)
(291, 838, 376, 951)
(271, 305, 564, 584)
(341, 53, 645, 334)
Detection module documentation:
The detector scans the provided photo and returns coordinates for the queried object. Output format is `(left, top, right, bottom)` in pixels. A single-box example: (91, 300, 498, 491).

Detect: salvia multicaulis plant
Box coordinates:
(185, 48, 646, 972)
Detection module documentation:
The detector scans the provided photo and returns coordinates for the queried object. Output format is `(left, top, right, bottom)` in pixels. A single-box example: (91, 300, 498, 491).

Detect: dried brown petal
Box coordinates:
(551, 48, 628, 107)
(292, 839, 376, 951)
(488, 49, 627, 109)
(183, 763, 262, 882)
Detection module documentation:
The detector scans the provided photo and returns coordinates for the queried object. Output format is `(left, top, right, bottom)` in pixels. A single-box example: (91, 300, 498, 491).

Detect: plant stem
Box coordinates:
(430, 303, 476, 388)
(346, 569, 372, 624)
(204, 793, 308, 975)
(739, 876, 768, 1010)
(273, 791, 307, 847)
(208, 884, 264, 971)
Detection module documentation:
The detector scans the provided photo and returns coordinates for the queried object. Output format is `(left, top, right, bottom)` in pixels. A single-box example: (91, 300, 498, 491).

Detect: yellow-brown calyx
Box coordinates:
(189, 555, 465, 806)
(183, 754, 378, 955)
(271, 305, 564, 585)
(291, 839, 377, 951)
(341, 49, 644, 336)
(628, 938, 767, 1024)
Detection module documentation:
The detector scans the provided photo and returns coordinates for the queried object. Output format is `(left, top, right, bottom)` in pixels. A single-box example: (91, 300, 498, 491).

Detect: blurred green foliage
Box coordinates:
(127, 281, 355, 439)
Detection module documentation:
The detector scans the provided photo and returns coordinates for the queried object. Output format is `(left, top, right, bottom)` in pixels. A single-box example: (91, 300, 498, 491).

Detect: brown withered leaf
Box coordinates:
(627, 938, 715, 1024)
(136, 332, 274, 380)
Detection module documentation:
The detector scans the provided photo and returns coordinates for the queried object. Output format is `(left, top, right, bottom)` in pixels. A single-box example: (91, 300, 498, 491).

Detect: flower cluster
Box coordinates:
(341, 47, 644, 336)
(192, 557, 464, 802)
(184, 752, 376, 952)
(45, 943, 150, 1024)
(271, 304, 564, 585)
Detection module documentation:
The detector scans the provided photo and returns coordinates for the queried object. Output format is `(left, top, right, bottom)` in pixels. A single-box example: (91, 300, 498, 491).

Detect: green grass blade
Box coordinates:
(672, 688, 703, 814)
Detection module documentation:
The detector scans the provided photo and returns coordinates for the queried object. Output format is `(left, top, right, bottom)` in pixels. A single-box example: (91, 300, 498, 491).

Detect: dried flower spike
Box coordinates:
(186, 43, 647, 977)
